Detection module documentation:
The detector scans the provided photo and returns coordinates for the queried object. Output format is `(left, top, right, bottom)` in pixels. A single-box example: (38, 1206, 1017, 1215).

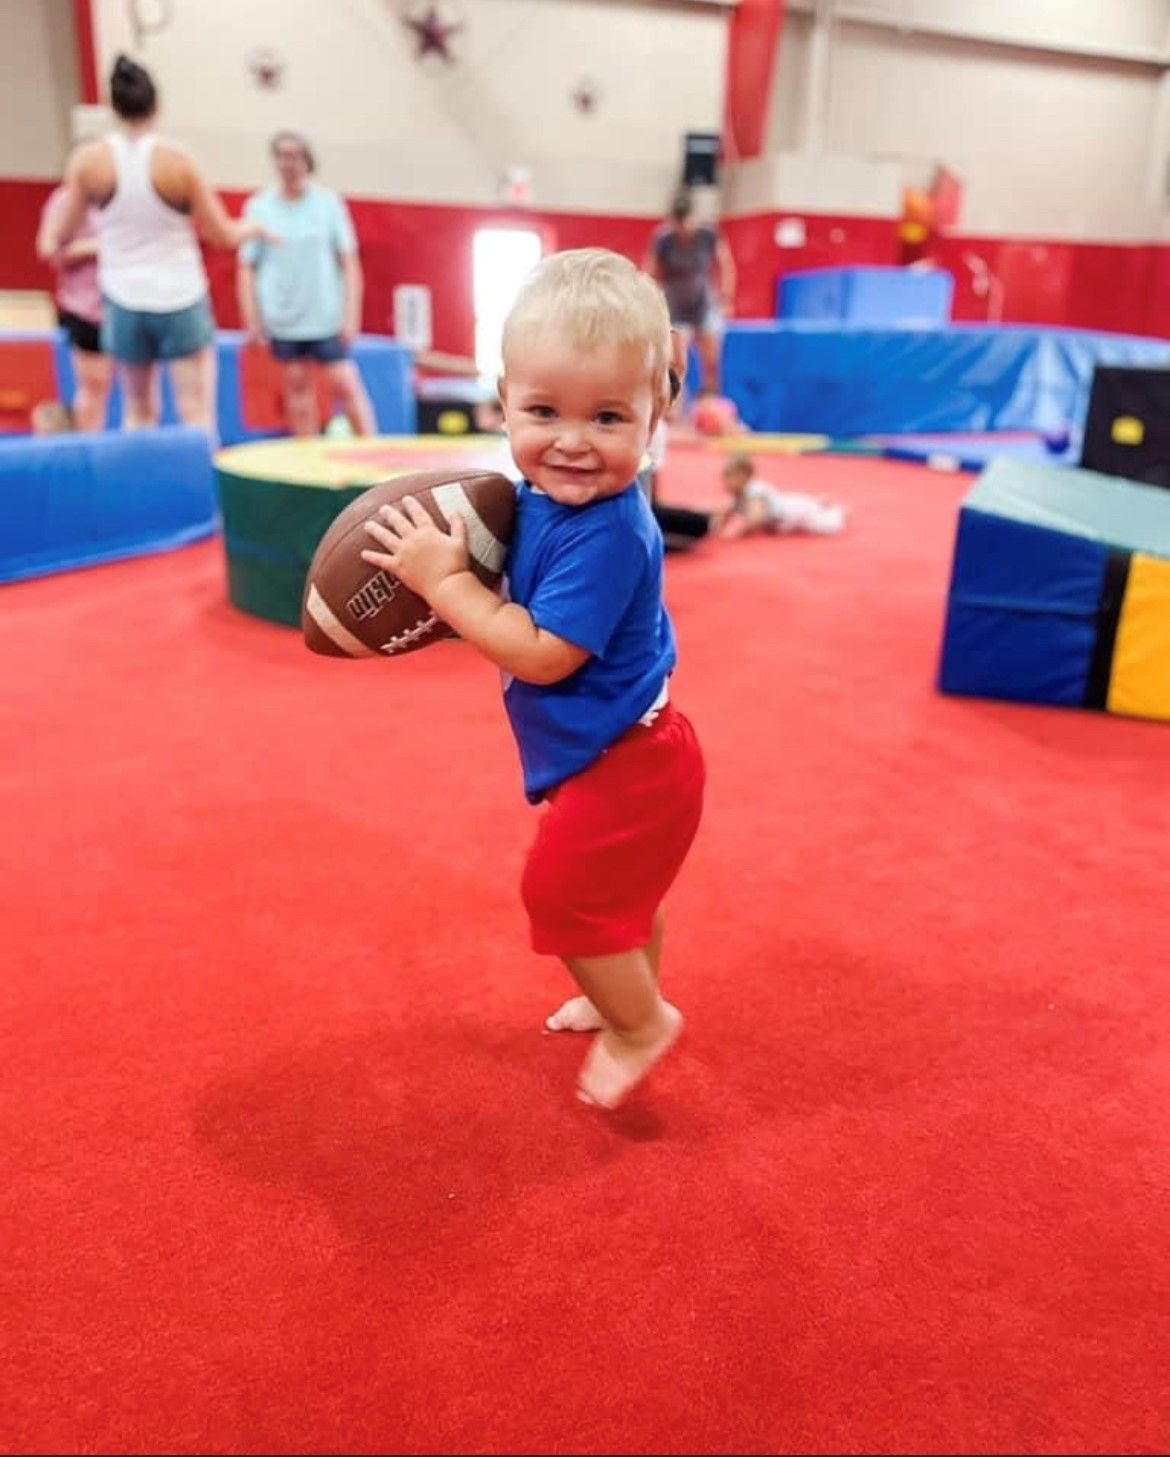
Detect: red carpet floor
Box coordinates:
(2, 450, 1168, 1454)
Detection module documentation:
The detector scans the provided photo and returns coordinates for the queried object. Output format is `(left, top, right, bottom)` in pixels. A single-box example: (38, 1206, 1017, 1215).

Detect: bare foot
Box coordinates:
(577, 1003, 684, 1109)
(545, 995, 606, 1032)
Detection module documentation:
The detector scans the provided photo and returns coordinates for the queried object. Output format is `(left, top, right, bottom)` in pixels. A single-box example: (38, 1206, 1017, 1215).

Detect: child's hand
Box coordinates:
(361, 496, 471, 601)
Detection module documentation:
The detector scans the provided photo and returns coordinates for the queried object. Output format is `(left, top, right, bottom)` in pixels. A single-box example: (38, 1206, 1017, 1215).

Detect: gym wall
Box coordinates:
(725, 0, 1170, 333)
(761, 0, 1169, 241)
(0, 0, 78, 177)
(6, 0, 1170, 349)
(90, 0, 726, 216)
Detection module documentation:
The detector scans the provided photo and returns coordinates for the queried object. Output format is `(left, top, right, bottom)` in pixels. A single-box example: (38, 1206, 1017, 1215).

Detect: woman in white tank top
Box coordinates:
(40, 55, 271, 435)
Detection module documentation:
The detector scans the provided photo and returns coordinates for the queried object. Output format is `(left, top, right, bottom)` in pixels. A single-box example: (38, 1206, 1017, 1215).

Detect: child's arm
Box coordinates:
(431, 573, 589, 684)
(362, 498, 589, 686)
(715, 234, 737, 314)
(59, 237, 99, 266)
(37, 161, 89, 260)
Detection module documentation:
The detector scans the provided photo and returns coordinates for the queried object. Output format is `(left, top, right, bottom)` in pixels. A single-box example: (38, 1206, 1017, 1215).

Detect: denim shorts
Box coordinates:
(102, 295, 215, 364)
(269, 335, 347, 364)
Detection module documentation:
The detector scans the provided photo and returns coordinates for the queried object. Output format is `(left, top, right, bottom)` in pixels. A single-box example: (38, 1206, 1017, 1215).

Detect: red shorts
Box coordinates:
(521, 705, 705, 958)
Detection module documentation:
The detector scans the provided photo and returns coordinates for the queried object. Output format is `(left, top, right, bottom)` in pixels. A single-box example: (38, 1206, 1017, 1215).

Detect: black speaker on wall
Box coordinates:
(682, 132, 720, 187)
(1081, 366, 1170, 489)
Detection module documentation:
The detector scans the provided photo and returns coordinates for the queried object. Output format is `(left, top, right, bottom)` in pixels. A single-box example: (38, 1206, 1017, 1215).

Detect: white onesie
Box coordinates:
(739, 477, 846, 535)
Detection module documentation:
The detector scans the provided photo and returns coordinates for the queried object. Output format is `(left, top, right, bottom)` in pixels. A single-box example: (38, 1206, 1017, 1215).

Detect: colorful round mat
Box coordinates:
(214, 434, 515, 626)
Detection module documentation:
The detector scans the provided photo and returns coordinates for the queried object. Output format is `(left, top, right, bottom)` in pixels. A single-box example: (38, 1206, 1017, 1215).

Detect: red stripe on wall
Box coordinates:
(722, 0, 786, 163)
(723, 212, 899, 318)
(72, 0, 99, 105)
(6, 177, 1170, 348)
(204, 193, 660, 357)
(932, 235, 1161, 335)
(4, 176, 657, 356)
(3, 180, 61, 291)
(728, 211, 1170, 339)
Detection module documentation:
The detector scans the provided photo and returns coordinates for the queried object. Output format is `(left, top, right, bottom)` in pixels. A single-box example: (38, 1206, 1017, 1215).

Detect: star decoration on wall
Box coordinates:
(404, 5, 463, 63)
(572, 79, 598, 114)
(247, 46, 286, 90)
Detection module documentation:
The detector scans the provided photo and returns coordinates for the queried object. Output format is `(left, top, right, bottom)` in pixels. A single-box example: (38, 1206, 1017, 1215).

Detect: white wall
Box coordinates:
(829, 24, 1164, 237)
(727, 0, 1170, 240)
(16, 0, 1170, 241)
(0, 0, 78, 176)
(766, 5, 811, 152)
(837, 0, 1170, 60)
(91, 0, 726, 215)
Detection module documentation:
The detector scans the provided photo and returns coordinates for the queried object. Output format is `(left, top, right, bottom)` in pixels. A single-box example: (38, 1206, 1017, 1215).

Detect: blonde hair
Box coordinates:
(723, 452, 754, 479)
(502, 248, 672, 402)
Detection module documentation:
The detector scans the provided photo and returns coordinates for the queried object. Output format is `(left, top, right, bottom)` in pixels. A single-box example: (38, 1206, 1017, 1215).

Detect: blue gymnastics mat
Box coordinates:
(867, 430, 1081, 473)
(0, 426, 216, 583)
(722, 323, 1170, 436)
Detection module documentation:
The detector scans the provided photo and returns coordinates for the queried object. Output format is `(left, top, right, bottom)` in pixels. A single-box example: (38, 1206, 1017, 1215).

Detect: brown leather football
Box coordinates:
(301, 468, 516, 658)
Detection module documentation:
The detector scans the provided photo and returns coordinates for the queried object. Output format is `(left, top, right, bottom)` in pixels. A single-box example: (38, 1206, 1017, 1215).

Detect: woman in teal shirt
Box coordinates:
(238, 131, 376, 435)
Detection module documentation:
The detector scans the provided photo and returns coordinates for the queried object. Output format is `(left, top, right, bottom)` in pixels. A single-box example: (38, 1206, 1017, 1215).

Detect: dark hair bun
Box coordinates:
(109, 54, 157, 120)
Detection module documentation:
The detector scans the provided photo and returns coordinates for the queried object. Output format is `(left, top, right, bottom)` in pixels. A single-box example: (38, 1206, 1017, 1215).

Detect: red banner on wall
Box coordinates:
(722, 0, 786, 163)
(72, 0, 99, 104)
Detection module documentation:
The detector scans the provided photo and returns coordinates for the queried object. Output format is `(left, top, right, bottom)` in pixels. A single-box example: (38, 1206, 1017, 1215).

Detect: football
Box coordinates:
(301, 468, 516, 658)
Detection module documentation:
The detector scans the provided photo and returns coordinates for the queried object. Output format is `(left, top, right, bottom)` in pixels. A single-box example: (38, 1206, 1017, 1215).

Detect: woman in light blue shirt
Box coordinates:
(238, 131, 375, 435)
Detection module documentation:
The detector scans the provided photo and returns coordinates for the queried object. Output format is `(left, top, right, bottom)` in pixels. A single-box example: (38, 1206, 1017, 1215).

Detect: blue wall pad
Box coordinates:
(0, 426, 216, 584)
(937, 458, 1170, 709)
(777, 266, 953, 327)
(9, 328, 416, 444)
(722, 323, 1170, 435)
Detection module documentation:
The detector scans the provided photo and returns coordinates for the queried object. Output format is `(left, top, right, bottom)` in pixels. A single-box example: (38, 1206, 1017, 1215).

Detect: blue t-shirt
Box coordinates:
(504, 482, 677, 802)
(240, 184, 357, 340)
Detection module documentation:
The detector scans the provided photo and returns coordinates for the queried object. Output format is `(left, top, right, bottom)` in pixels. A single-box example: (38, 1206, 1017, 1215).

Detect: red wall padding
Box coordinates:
(722, 213, 901, 319)
(3, 180, 61, 290)
(237, 340, 334, 432)
(7, 178, 1170, 353)
(0, 339, 59, 431)
(930, 233, 1170, 336)
(205, 193, 659, 360)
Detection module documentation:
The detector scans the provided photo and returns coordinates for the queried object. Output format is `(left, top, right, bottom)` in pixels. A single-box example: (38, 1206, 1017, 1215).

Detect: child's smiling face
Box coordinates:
(501, 330, 662, 506)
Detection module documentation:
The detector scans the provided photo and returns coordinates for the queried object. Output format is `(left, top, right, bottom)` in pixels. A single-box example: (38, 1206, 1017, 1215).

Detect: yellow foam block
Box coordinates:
(1108, 552, 1170, 721)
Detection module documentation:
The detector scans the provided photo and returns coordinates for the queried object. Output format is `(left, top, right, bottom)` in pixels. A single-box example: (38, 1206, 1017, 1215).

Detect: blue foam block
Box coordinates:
(212, 332, 416, 445)
(777, 267, 953, 327)
(0, 426, 216, 583)
(938, 507, 1108, 706)
(776, 270, 847, 324)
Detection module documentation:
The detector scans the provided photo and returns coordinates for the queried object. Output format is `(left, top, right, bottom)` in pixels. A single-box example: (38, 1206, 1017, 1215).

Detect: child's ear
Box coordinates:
(649, 381, 670, 436)
(496, 376, 507, 406)
(668, 329, 686, 372)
